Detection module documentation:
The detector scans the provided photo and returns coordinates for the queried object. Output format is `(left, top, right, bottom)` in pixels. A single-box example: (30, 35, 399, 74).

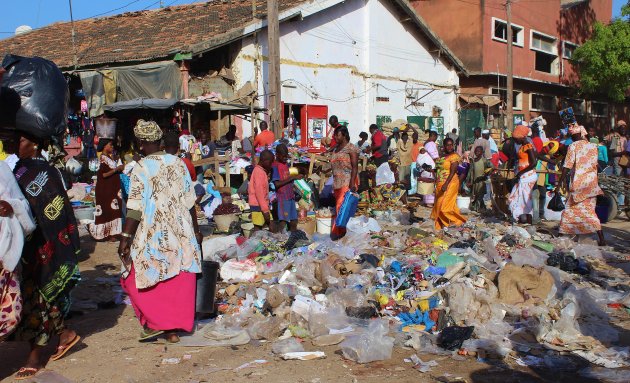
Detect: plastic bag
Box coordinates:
(346, 217, 381, 234)
(272, 337, 304, 354)
(438, 326, 474, 350)
(1, 55, 68, 138)
(511, 248, 548, 268)
(375, 162, 395, 186)
(340, 319, 394, 363)
(334, 191, 359, 228)
(547, 192, 565, 212)
(294, 179, 312, 201)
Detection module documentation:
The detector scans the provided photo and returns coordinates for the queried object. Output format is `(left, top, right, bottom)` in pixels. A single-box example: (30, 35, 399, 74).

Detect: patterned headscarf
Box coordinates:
(568, 124, 587, 138)
(512, 125, 530, 139)
(134, 120, 163, 142)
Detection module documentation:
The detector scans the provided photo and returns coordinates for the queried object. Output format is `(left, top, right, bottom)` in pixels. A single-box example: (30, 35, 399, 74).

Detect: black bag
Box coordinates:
(548, 192, 565, 212)
(1, 55, 68, 139)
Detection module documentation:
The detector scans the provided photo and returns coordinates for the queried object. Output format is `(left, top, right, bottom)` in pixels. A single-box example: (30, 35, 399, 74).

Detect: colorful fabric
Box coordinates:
(253, 130, 275, 148)
(126, 152, 201, 289)
(508, 169, 537, 220)
(89, 154, 122, 240)
(12, 158, 80, 346)
(564, 140, 603, 204)
(121, 265, 196, 332)
(248, 165, 270, 213)
(0, 269, 21, 340)
(331, 143, 359, 190)
(560, 197, 601, 234)
(271, 161, 294, 201)
(568, 124, 587, 138)
(371, 130, 387, 159)
(513, 125, 530, 139)
(517, 143, 534, 172)
(431, 154, 466, 230)
(134, 120, 163, 142)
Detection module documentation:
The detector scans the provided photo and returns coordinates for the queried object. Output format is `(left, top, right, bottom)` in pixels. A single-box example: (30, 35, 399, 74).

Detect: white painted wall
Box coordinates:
(233, 0, 460, 141)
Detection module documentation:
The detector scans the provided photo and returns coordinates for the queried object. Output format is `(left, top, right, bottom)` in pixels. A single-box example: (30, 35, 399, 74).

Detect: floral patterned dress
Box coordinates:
(559, 140, 603, 234)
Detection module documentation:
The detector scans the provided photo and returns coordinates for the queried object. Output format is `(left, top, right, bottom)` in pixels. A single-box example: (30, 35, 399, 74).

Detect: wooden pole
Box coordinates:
(506, 0, 514, 132)
(267, 0, 282, 137)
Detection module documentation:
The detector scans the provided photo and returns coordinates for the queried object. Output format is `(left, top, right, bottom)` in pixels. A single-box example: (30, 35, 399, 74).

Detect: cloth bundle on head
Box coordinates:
(512, 125, 530, 139)
(134, 119, 163, 142)
(568, 124, 587, 138)
(97, 138, 112, 152)
(618, 120, 626, 127)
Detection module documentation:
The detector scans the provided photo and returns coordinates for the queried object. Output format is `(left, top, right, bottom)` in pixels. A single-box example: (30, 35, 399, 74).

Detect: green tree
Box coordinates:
(572, 14, 630, 102)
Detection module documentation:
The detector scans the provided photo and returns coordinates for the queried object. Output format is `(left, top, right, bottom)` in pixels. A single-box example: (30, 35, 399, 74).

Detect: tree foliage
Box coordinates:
(572, 16, 630, 102)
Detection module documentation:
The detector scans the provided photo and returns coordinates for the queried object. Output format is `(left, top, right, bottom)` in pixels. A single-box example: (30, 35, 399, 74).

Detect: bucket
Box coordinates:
(316, 217, 332, 234)
(596, 192, 617, 223)
(214, 213, 239, 232)
(456, 196, 471, 212)
(196, 260, 219, 314)
(241, 222, 254, 238)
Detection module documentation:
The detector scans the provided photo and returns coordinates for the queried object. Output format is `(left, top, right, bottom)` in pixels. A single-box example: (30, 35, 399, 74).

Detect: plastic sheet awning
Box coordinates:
(103, 98, 178, 112)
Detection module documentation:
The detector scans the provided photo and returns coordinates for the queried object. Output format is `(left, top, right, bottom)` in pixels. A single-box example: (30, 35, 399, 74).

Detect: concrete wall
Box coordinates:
(233, 0, 459, 141)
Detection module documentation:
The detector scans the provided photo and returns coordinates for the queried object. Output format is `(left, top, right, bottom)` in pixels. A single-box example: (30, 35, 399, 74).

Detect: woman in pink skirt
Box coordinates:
(118, 120, 202, 343)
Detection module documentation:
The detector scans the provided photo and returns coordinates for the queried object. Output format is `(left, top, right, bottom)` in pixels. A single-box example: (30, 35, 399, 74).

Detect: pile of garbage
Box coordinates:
(197, 214, 630, 375)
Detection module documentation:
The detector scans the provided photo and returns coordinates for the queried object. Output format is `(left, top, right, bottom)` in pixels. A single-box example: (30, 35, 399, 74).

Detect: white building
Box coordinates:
(233, 0, 466, 144)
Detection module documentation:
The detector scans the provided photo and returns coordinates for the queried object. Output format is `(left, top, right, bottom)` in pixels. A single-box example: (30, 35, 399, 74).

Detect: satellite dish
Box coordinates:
(15, 25, 33, 35)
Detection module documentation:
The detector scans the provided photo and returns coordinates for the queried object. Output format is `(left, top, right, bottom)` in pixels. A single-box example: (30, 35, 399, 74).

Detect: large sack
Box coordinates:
(0, 55, 68, 139)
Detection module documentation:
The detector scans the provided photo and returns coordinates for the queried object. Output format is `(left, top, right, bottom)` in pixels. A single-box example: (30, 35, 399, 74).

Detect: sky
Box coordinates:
(0, 0, 627, 38)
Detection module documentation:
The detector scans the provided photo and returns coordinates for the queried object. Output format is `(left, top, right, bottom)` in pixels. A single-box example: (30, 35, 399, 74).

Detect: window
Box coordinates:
(535, 52, 558, 74)
(530, 31, 558, 74)
(490, 88, 523, 110)
(563, 41, 578, 59)
(590, 101, 608, 117)
(492, 18, 524, 46)
(531, 31, 557, 54)
(562, 98, 585, 115)
(530, 94, 556, 112)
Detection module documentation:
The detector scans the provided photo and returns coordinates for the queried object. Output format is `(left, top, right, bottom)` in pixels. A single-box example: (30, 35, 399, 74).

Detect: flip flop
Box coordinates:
(14, 367, 40, 380)
(139, 328, 164, 342)
(50, 335, 81, 361)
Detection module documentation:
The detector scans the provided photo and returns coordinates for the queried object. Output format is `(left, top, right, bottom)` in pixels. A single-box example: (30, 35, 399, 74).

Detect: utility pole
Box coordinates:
(267, 0, 282, 137)
(506, 0, 514, 132)
(68, 0, 78, 70)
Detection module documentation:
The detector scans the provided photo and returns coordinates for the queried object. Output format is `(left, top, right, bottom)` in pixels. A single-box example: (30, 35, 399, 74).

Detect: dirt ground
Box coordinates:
(1, 217, 629, 383)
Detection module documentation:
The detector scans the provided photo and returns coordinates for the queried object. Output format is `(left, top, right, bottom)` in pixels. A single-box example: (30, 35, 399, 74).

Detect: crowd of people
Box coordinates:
(2, 108, 629, 379)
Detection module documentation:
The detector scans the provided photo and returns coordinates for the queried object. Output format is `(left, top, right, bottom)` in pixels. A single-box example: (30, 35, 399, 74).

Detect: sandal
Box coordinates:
(139, 328, 164, 342)
(50, 335, 81, 361)
(14, 367, 40, 380)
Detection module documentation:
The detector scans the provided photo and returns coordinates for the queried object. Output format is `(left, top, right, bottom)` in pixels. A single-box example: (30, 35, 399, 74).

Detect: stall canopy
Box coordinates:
(103, 98, 178, 112)
(179, 99, 266, 113)
(79, 61, 182, 116)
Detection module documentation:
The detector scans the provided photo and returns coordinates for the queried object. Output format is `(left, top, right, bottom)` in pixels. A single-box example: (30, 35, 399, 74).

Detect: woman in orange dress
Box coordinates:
(557, 124, 605, 246)
(431, 137, 466, 230)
